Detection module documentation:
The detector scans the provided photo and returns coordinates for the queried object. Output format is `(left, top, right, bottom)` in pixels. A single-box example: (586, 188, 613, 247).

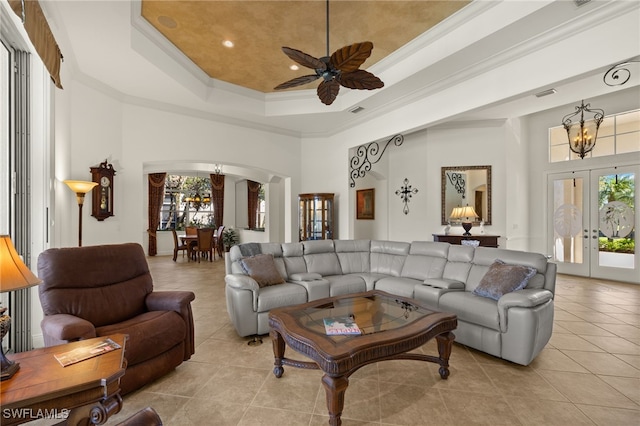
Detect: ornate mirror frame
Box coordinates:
(441, 165, 492, 225)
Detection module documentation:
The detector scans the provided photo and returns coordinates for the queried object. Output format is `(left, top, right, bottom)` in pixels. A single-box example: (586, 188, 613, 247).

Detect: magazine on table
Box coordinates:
(54, 337, 121, 367)
(323, 315, 362, 335)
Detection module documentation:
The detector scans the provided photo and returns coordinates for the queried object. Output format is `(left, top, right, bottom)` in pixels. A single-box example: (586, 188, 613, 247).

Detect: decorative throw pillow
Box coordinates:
(240, 254, 285, 288)
(473, 259, 536, 300)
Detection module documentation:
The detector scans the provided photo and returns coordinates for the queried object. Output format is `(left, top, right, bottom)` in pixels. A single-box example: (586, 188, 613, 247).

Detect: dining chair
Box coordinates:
(214, 225, 225, 259)
(185, 226, 198, 260)
(195, 228, 214, 262)
(171, 229, 189, 261)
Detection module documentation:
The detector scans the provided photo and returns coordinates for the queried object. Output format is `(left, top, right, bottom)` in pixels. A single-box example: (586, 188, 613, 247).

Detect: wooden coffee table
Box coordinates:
(0, 334, 127, 425)
(268, 290, 457, 426)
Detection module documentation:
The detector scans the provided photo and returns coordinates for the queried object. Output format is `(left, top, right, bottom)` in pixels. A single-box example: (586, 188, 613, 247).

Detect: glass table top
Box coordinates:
(290, 292, 435, 339)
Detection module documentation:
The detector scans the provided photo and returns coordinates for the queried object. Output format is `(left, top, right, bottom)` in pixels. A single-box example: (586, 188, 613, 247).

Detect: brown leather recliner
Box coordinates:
(37, 243, 195, 395)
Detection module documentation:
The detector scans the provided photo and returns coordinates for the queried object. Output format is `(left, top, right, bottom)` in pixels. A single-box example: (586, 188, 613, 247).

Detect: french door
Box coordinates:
(548, 165, 639, 283)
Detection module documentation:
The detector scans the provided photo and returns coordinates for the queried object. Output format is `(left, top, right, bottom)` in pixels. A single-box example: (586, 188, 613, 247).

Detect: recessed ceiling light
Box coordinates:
(157, 16, 177, 29)
(290, 65, 299, 71)
(222, 40, 234, 48)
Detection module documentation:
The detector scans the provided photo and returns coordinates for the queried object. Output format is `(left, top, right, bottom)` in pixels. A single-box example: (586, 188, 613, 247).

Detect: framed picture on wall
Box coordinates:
(356, 188, 375, 220)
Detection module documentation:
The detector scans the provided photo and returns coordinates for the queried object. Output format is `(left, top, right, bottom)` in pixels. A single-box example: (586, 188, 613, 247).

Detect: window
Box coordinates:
(159, 175, 215, 230)
(550, 109, 640, 162)
(256, 184, 266, 230)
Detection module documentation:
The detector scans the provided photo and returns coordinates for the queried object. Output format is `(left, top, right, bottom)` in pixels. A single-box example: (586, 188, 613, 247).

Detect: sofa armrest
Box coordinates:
(41, 314, 96, 344)
(146, 291, 196, 360)
(497, 289, 553, 332)
(225, 274, 260, 311)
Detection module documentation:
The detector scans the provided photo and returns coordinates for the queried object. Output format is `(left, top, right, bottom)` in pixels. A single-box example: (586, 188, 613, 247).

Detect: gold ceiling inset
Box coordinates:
(141, 1, 469, 93)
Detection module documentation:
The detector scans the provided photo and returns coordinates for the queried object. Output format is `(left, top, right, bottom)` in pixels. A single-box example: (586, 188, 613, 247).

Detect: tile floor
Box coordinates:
(106, 255, 639, 426)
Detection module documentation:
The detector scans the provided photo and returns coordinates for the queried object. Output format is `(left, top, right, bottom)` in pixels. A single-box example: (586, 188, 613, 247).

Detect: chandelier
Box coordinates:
(561, 100, 605, 159)
(184, 192, 211, 210)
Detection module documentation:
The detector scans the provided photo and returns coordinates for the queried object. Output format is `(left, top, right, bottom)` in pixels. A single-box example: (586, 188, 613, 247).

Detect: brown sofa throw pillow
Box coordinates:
(240, 253, 285, 288)
(473, 259, 536, 300)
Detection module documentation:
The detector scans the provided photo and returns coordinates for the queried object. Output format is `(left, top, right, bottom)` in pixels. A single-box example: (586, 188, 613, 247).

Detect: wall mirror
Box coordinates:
(441, 165, 491, 225)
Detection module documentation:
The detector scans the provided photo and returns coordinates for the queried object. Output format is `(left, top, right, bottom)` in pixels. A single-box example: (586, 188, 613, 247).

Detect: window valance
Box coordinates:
(9, 0, 63, 89)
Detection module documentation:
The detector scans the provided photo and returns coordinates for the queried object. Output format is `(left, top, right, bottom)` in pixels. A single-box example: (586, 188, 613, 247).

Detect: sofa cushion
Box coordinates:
(375, 277, 420, 298)
(256, 283, 308, 312)
(439, 292, 500, 331)
(325, 275, 367, 297)
(240, 254, 285, 288)
(472, 260, 536, 300)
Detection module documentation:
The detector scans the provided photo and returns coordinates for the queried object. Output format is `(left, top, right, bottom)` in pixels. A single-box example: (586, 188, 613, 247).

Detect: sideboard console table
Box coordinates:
(432, 234, 500, 248)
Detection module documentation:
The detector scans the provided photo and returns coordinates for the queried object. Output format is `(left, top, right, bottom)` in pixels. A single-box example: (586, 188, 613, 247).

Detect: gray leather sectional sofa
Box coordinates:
(224, 239, 556, 365)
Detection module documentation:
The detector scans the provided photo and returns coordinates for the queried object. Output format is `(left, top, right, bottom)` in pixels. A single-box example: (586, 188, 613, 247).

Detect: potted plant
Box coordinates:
(222, 228, 240, 252)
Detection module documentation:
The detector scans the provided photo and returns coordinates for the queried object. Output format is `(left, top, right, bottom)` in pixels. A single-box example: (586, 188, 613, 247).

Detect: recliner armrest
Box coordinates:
(40, 314, 96, 343)
(497, 289, 553, 332)
(145, 291, 195, 313)
(145, 291, 196, 360)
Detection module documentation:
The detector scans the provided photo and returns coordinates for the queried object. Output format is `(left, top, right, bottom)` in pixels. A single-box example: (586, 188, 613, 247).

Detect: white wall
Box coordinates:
(52, 81, 302, 252)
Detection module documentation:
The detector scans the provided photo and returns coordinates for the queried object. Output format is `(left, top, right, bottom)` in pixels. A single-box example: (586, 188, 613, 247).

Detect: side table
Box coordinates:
(432, 234, 500, 248)
(0, 334, 127, 425)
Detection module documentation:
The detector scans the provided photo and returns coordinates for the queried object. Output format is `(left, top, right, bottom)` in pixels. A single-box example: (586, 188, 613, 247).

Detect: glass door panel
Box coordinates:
(591, 166, 637, 281)
(548, 171, 589, 276)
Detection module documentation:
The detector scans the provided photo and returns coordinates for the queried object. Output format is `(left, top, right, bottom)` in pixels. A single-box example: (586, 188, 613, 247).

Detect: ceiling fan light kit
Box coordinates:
(274, 1, 384, 105)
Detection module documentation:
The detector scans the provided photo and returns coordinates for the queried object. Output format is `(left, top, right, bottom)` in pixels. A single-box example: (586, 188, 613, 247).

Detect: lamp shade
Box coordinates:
(459, 206, 478, 221)
(63, 180, 98, 194)
(0, 235, 41, 293)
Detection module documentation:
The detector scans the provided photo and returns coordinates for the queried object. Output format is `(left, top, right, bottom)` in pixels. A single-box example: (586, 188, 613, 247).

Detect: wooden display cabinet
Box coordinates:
(299, 193, 334, 241)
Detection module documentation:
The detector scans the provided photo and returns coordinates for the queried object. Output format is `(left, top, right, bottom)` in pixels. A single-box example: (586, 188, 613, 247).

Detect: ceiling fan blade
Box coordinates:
(317, 79, 340, 105)
(274, 75, 320, 90)
(281, 47, 325, 70)
(339, 70, 384, 90)
(330, 41, 374, 73)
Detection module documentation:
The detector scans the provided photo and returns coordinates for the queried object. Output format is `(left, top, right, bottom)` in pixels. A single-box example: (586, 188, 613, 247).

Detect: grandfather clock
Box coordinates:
(90, 160, 116, 221)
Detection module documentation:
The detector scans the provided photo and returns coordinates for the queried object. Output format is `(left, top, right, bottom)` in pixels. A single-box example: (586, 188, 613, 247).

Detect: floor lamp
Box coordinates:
(0, 235, 42, 381)
(64, 180, 98, 247)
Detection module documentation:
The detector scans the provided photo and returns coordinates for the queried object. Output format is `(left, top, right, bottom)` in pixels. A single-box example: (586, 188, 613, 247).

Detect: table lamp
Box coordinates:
(64, 180, 98, 247)
(0, 235, 42, 380)
(450, 205, 479, 236)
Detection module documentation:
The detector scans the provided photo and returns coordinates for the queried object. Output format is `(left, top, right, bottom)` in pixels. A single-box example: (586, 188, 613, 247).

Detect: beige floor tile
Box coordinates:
(439, 389, 522, 425)
(597, 375, 640, 405)
(483, 364, 567, 402)
(529, 348, 589, 373)
(252, 367, 322, 413)
(562, 350, 640, 377)
(194, 365, 271, 405)
(576, 404, 640, 426)
(579, 335, 640, 355)
(554, 320, 617, 336)
(593, 322, 640, 339)
(507, 399, 594, 426)
(167, 400, 248, 426)
(537, 370, 637, 409)
(237, 406, 313, 426)
(379, 383, 452, 425)
(615, 353, 640, 370)
(548, 333, 605, 352)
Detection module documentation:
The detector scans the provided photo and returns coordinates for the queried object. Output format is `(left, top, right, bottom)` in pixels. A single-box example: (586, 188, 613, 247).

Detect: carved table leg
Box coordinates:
(435, 331, 455, 379)
(270, 329, 285, 378)
(321, 374, 349, 426)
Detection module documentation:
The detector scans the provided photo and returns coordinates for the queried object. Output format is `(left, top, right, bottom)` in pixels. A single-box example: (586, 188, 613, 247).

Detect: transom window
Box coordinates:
(549, 109, 640, 162)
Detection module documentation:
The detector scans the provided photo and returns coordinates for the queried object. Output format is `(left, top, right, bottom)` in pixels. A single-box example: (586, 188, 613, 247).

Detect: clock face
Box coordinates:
(100, 176, 110, 187)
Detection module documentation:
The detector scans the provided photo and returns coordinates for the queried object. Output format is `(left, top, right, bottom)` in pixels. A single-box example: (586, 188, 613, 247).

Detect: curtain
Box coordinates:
(148, 173, 166, 256)
(9, 0, 64, 89)
(247, 180, 260, 230)
(210, 173, 225, 229)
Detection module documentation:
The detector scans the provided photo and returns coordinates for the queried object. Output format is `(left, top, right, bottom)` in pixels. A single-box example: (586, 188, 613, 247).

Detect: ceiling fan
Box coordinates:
(274, 0, 384, 105)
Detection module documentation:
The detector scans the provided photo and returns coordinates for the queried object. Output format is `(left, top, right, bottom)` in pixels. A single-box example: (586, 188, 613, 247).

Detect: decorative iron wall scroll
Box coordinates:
(395, 178, 418, 215)
(446, 172, 466, 198)
(350, 134, 404, 187)
(603, 60, 639, 87)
